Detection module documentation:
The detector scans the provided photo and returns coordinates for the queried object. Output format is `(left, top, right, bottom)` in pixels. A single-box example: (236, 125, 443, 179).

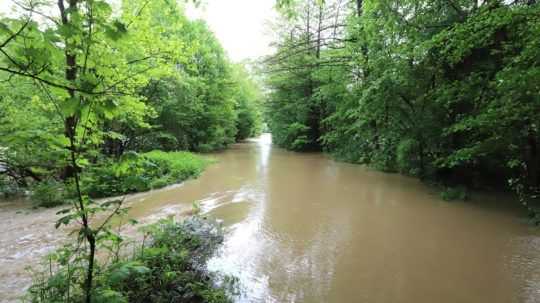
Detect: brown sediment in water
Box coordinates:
(0, 200, 66, 302)
(0, 188, 195, 303)
(1, 134, 540, 303)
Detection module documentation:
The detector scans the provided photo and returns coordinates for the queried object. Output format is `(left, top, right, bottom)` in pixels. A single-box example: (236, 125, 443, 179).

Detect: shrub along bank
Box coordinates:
(28, 217, 234, 303)
(82, 151, 210, 199)
(28, 151, 210, 208)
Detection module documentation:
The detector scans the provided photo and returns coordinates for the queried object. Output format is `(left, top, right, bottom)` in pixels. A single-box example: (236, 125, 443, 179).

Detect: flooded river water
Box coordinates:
(1, 134, 540, 302)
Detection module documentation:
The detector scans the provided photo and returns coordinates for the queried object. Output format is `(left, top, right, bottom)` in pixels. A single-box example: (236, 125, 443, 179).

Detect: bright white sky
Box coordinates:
(0, 0, 15, 13)
(185, 0, 277, 61)
(0, 0, 277, 62)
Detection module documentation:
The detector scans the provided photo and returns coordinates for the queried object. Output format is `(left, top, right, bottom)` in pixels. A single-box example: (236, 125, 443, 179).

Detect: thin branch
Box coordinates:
(82, 1, 94, 75)
(0, 65, 97, 94)
(36, 80, 65, 122)
(13, 0, 60, 25)
(126, 0, 152, 28)
(0, 18, 31, 49)
(96, 197, 126, 233)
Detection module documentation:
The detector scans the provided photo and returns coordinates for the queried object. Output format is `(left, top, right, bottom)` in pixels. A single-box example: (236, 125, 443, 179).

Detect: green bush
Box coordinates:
(282, 123, 311, 151)
(396, 138, 420, 175)
(28, 217, 233, 303)
(106, 217, 231, 303)
(196, 143, 216, 153)
(82, 151, 209, 198)
(371, 140, 397, 173)
(30, 179, 71, 208)
(440, 186, 468, 201)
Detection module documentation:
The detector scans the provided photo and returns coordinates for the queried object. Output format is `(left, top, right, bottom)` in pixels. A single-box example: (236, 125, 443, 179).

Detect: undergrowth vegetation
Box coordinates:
(0, 0, 262, 205)
(28, 216, 234, 303)
(440, 186, 469, 202)
(82, 151, 210, 199)
(23, 151, 209, 208)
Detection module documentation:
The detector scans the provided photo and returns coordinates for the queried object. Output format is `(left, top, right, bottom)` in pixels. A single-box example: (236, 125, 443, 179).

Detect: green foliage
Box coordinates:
(118, 217, 230, 303)
(231, 64, 264, 141)
(28, 217, 233, 303)
(440, 186, 469, 202)
(30, 179, 72, 208)
(396, 139, 422, 176)
(265, 0, 540, 205)
(0, 0, 262, 193)
(82, 151, 209, 198)
(265, 53, 321, 151)
(285, 123, 312, 151)
(0, 84, 67, 187)
(0, 2, 259, 302)
(116, 9, 262, 153)
(114, 217, 232, 303)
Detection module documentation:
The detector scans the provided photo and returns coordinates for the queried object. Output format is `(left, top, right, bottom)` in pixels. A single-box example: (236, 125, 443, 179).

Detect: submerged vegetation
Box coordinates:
(29, 217, 232, 303)
(266, 0, 540, 213)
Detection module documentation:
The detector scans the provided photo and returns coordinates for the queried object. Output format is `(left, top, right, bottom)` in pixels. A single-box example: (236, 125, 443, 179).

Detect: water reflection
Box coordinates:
(207, 134, 273, 302)
(253, 133, 272, 171)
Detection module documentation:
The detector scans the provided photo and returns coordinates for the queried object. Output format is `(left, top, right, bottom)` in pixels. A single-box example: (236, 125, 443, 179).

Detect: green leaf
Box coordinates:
(61, 97, 80, 117)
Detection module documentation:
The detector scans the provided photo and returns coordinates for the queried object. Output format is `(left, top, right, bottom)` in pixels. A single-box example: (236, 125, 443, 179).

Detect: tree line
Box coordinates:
(0, 1, 262, 302)
(0, 0, 263, 192)
(265, 0, 540, 215)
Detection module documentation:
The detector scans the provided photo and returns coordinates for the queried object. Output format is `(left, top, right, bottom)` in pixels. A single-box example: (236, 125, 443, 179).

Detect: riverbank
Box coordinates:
(18, 150, 209, 208)
(0, 150, 214, 302)
(0, 182, 203, 303)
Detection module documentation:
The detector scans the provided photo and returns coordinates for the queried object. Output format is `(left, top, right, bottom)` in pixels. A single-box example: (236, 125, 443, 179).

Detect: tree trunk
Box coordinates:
(59, 0, 79, 180)
(58, 2, 97, 303)
(356, 0, 363, 17)
(85, 233, 96, 303)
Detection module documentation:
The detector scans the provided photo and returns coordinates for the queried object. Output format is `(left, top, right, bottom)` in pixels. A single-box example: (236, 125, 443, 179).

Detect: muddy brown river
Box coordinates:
(1, 134, 540, 302)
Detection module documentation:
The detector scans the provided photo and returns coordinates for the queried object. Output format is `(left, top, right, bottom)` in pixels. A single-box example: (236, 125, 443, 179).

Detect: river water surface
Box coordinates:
(2, 134, 540, 302)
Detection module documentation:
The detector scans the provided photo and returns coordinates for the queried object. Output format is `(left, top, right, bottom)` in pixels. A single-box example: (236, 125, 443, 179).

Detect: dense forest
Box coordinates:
(0, 0, 261, 302)
(266, 0, 540, 211)
(0, 0, 263, 202)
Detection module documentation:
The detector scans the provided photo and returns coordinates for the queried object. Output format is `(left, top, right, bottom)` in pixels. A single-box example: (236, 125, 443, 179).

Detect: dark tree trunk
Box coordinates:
(356, 0, 363, 17)
(59, 0, 80, 180)
(58, 2, 98, 303)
